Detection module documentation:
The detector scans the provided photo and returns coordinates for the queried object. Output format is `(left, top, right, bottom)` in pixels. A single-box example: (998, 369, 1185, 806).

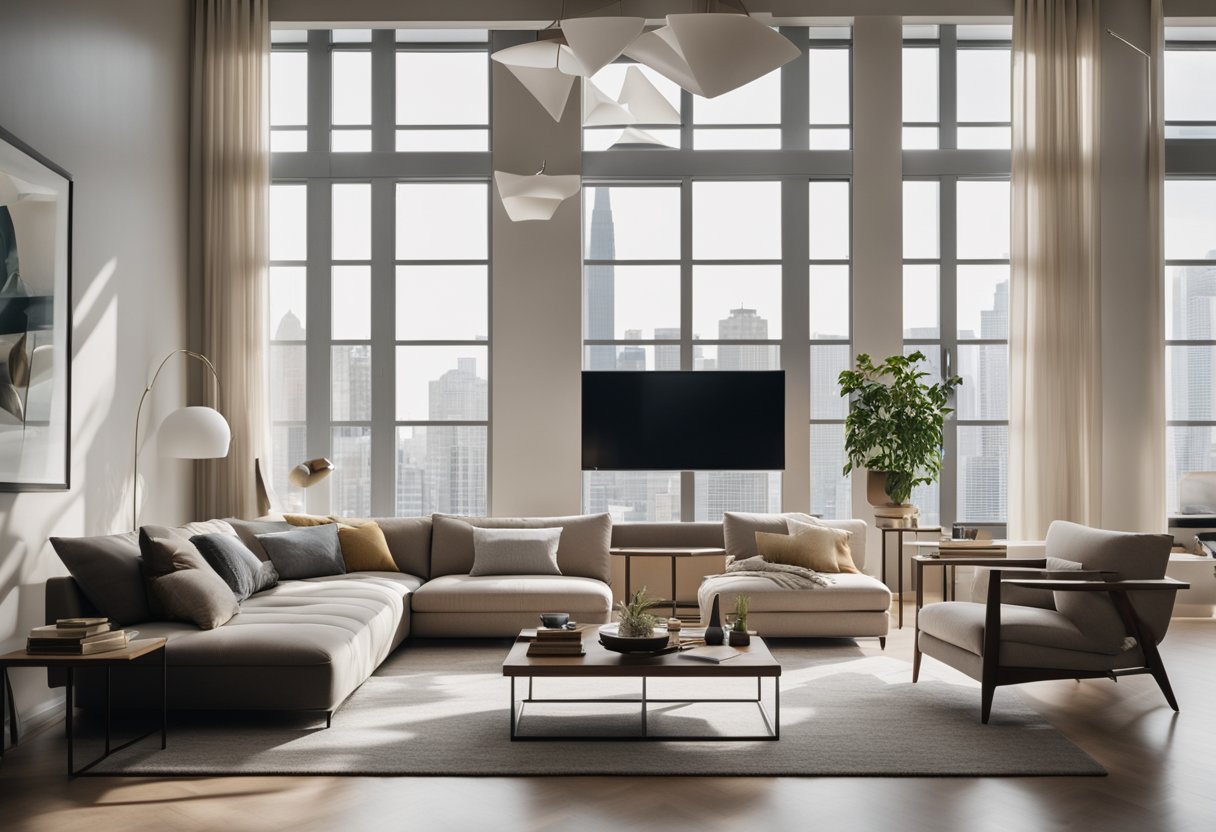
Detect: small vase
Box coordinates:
(704, 595, 724, 645)
(728, 628, 750, 647)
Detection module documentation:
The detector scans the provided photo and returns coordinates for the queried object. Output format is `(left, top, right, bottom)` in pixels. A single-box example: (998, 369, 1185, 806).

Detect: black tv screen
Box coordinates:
(581, 371, 785, 471)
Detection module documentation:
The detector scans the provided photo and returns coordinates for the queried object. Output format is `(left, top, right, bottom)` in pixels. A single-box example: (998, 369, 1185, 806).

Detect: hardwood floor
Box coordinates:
(2, 610, 1214, 832)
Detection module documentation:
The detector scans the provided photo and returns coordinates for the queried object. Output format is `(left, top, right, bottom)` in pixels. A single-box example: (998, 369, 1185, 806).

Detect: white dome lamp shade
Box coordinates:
(494, 166, 582, 222)
(158, 406, 231, 459)
(132, 349, 230, 529)
(624, 13, 800, 99)
(490, 40, 585, 122)
(559, 17, 645, 77)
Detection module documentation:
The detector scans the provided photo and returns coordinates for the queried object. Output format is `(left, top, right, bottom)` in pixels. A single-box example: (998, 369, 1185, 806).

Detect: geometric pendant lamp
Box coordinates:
(490, 40, 581, 121)
(494, 169, 582, 222)
(624, 13, 800, 99)
(559, 17, 646, 77)
(618, 66, 681, 124)
(583, 79, 635, 126)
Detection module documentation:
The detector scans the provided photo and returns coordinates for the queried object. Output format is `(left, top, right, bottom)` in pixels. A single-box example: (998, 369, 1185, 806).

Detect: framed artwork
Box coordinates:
(0, 124, 72, 490)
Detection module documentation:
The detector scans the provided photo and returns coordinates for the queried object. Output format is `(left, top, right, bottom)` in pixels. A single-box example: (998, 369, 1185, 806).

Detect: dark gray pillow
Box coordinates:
(225, 517, 293, 561)
(191, 533, 279, 601)
(50, 532, 150, 625)
(257, 524, 346, 580)
(139, 526, 239, 630)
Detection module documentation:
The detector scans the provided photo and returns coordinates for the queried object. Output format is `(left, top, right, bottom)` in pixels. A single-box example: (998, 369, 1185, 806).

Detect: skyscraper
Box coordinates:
(586, 187, 616, 371)
(1168, 256, 1216, 511)
(717, 307, 779, 371)
(426, 356, 488, 515)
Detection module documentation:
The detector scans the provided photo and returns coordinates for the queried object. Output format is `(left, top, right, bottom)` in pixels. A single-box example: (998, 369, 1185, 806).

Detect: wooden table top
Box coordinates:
(609, 547, 727, 558)
(503, 630, 780, 678)
(0, 638, 167, 666)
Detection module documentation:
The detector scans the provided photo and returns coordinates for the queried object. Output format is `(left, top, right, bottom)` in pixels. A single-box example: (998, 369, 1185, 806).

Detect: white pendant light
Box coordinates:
(494, 168, 582, 222)
(559, 16, 645, 77)
(618, 66, 681, 124)
(490, 40, 583, 122)
(610, 126, 671, 149)
(583, 79, 635, 126)
(624, 13, 800, 99)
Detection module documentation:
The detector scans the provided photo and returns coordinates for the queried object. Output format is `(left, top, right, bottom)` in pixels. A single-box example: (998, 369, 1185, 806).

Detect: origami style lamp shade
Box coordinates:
(583, 79, 635, 126)
(494, 170, 582, 222)
(624, 13, 800, 99)
(559, 16, 645, 77)
(490, 40, 583, 121)
(618, 66, 681, 124)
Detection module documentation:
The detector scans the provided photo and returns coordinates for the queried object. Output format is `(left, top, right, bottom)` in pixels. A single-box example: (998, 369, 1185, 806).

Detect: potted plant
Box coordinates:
(728, 595, 751, 646)
(838, 351, 961, 526)
(616, 587, 662, 638)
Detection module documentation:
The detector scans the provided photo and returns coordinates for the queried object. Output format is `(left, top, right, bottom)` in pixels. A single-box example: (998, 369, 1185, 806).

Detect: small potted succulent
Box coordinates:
(728, 595, 751, 647)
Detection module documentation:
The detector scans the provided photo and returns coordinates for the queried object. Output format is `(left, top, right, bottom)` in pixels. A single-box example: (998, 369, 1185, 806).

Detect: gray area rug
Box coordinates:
(90, 639, 1104, 777)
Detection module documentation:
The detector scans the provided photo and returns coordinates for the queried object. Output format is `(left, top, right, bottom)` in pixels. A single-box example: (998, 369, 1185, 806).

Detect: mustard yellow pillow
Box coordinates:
(284, 514, 335, 527)
(786, 517, 859, 573)
(755, 530, 841, 573)
(336, 521, 399, 573)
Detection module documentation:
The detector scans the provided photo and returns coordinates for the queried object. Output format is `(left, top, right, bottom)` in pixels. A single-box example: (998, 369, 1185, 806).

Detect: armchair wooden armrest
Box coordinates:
(1003, 577, 1191, 592)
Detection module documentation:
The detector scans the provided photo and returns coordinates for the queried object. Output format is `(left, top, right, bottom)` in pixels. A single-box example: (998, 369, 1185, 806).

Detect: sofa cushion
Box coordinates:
(50, 531, 148, 626)
(430, 513, 611, 583)
(723, 512, 868, 570)
(191, 533, 279, 601)
(343, 516, 432, 579)
(411, 574, 613, 614)
(226, 518, 293, 561)
(785, 517, 860, 573)
(337, 522, 400, 573)
(698, 572, 892, 615)
(755, 530, 840, 573)
(139, 526, 239, 630)
(918, 600, 1114, 657)
(257, 524, 346, 580)
(469, 527, 562, 577)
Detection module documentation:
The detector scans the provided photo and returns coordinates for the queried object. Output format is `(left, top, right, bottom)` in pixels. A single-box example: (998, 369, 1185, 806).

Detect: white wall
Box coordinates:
(0, 0, 193, 729)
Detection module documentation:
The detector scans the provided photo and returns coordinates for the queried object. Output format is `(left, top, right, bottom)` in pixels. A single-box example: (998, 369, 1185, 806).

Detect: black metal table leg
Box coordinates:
(104, 666, 111, 755)
(65, 667, 73, 776)
(161, 642, 168, 749)
(1, 667, 8, 762)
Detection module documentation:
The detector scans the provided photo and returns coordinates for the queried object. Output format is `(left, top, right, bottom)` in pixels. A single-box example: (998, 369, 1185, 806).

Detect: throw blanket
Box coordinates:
(702, 556, 835, 592)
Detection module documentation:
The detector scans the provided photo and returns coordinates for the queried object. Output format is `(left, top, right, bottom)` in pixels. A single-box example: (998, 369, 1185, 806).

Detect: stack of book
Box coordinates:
(526, 626, 586, 657)
(26, 618, 131, 655)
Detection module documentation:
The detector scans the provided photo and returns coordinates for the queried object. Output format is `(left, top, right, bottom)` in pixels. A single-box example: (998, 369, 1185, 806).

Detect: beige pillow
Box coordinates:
(785, 517, 860, 574)
(337, 521, 400, 573)
(756, 530, 841, 573)
(284, 513, 340, 528)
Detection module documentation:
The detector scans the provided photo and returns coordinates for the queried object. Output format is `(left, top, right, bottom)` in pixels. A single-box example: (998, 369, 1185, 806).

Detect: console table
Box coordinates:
(610, 547, 726, 620)
(878, 526, 942, 629)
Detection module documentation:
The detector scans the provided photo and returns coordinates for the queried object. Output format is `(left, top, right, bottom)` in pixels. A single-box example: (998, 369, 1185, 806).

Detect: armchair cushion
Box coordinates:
(919, 600, 1101, 656)
(1045, 521, 1173, 651)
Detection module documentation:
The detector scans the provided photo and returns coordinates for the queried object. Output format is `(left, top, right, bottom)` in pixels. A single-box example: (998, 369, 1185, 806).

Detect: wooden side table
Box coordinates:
(0, 637, 167, 776)
(878, 526, 942, 629)
(610, 547, 727, 620)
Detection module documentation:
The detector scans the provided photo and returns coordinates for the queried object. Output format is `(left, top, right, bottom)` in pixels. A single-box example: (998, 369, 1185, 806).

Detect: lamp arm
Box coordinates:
(132, 349, 225, 530)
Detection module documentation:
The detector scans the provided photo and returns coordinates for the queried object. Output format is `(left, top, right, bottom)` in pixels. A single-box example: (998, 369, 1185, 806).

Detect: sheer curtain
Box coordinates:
(1008, 0, 1102, 539)
(189, 0, 269, 519)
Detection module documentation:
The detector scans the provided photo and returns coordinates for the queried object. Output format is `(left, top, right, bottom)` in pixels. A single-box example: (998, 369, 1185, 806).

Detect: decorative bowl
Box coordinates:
(598, 623, 671, 654)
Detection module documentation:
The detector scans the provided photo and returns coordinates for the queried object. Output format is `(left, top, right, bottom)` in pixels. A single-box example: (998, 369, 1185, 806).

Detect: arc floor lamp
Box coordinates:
(132, 349, 230, 529)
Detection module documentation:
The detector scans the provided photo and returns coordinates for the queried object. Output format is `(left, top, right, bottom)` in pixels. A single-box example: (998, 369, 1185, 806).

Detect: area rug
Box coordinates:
(89, 639, 1104, 777)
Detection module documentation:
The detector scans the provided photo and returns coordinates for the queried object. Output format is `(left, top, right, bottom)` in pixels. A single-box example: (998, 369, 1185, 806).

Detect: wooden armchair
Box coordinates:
(913, 521, 1189, 723)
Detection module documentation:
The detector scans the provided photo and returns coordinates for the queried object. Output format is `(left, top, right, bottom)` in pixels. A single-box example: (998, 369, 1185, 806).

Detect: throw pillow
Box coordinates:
(430, 513, 610, 582)
(191, 533, 279, 601)
(138, 526, 239, 630)
(755, 529, 841, 573)
(284, 513, 340, 527)
(722, 511, 821, 561)
(50, 532, 150, 625)
(225, 518, 293, 561)
(786, 517, 860, 573)
(256, 523, 346, 580)
(469, 527, 563, 577)
(336, 521, 400, 572)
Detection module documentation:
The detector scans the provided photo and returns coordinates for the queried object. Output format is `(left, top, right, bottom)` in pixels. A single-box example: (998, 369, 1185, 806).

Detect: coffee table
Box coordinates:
(502, 630, 781, 741)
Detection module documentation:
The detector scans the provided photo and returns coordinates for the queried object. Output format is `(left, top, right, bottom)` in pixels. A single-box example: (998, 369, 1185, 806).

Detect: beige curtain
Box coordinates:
(1009, 0, 1102, 539)
(1146, 0, 1167, 529)
(189, 0, 268, 519)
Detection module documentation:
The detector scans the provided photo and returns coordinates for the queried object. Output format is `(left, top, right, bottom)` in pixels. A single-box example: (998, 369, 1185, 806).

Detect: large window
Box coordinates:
(581, 28, 853, 521)
(269, 29, 490, 517)
(902, 24, 1012, 529)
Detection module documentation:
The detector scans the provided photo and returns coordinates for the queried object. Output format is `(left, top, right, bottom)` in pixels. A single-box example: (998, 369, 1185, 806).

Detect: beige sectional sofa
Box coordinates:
(46, 511, 886, 717)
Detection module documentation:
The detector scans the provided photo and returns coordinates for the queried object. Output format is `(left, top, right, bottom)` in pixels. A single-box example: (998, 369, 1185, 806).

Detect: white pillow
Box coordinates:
(469, 527, 563, 577)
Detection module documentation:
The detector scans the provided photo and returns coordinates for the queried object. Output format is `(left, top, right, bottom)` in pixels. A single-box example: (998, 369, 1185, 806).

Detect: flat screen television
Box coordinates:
(581, 371, 785, 471)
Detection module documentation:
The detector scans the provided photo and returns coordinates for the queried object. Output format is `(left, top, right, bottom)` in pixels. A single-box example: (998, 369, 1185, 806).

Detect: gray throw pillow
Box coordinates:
(50, 532, 150, 626)
(225, 518, 294, 561)
(722, 511, 820, 561)
(139, 526, 239, 630)
(191, 533, 279, 601)
(257, 523, 346, 580)
(469, 527, 563, 577)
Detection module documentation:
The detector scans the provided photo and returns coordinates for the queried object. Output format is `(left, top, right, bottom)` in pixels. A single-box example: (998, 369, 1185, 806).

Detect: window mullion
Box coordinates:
(939, 176, 959, 530)
(371, 29, 395, 153)
(940, 25, 958, 150)
(369, 179, 397, 517)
